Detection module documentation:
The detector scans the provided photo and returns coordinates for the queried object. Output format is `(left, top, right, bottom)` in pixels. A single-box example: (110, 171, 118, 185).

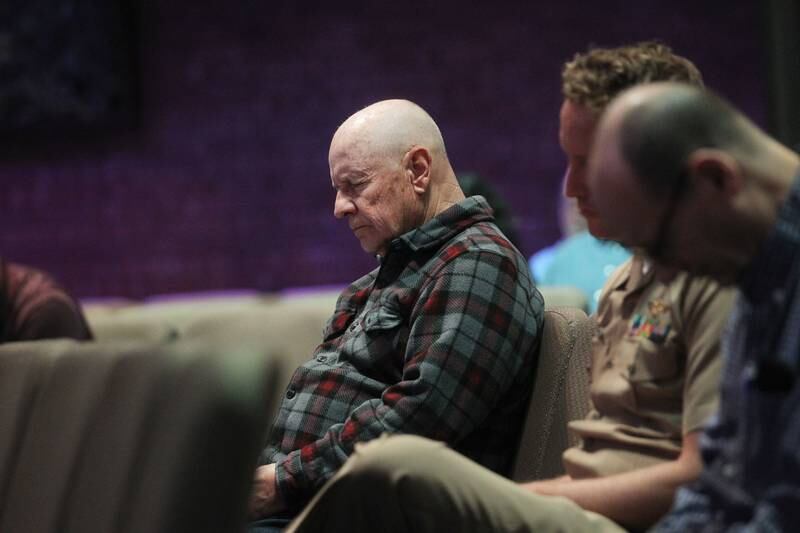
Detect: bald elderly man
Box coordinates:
(281, 43, 734, 533)
(588, 82, 800, 531)
(248, 99, 544, 529)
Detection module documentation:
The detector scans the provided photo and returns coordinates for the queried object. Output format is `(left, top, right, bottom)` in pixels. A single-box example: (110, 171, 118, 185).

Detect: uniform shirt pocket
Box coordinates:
(629, 333, 683, 416)
(629, 334, 680, 382)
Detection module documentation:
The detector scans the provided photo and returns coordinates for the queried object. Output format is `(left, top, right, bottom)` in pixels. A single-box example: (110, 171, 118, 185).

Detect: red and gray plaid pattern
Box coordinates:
(262, 196, 544, 509)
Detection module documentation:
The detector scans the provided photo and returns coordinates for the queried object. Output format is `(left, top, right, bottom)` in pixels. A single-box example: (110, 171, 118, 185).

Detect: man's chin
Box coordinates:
(360, 244, 377, 256)
(358, 241, 386, 258)
(585, 220, 612, 241)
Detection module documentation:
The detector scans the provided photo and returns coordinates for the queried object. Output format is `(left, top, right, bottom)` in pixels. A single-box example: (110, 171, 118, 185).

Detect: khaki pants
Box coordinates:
(287, 435, 626, 533)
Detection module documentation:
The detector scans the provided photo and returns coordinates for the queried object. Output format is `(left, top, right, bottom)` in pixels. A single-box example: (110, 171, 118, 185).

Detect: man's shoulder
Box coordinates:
(597, 256, 635, 298)
(338, 269, 378, 300)
(668, 271, 738, 319)
(438, 220, 524, 261)
(5, 262, 71, 309)
(424, 222, 536, 292)
(2, 262, 92, 342)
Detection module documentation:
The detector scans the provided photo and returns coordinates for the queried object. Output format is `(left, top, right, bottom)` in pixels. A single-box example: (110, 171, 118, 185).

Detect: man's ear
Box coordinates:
(404, 146, 432, 194)
(687, 148, 743, 199)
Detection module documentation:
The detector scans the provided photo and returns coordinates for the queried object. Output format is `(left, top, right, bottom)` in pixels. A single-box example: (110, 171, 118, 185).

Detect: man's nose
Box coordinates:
(334, 192, 355, 219)
(563, 165, 586, 199)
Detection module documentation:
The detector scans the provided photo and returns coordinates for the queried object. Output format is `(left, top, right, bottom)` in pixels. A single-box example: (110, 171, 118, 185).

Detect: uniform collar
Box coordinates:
(381, 196, 495, 259)
(607, 253, 653, 293)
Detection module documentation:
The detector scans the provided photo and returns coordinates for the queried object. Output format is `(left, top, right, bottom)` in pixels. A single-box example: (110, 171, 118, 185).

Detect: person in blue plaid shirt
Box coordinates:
(587, 82, 800, 532)
(247, 99, 544, 528)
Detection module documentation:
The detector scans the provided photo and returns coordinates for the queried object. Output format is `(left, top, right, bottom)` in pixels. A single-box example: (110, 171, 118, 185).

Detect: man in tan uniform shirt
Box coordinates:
(283, 42, 737, 533)
(563, 255, 726, 481)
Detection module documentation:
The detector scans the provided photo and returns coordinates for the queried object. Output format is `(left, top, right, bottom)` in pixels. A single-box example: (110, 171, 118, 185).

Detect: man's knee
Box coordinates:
(300, 435, 452, 517)
(346, 434, 450, 482)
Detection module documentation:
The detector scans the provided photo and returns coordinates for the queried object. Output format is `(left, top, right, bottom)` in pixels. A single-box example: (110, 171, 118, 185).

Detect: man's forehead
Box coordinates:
(329, 129, 355, 156)
(561, 99, 597, 120)
(559, 100, 599, 150)
(329, 149, 378, 185)
(589, 103, 627, 166)
(329, 134, 368, 166)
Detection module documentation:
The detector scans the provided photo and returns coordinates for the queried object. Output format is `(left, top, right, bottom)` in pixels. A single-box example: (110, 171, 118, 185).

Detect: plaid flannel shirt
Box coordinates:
(262, 196, 544, 509)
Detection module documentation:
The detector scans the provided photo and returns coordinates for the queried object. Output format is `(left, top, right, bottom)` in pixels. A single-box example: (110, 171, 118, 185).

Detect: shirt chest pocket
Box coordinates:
(629, 335, 680, 382)
(345, 305, 410, 375)
(625, 294, 680, 384)
(363, 305, 408, 350)
(628, 333, 683, 411)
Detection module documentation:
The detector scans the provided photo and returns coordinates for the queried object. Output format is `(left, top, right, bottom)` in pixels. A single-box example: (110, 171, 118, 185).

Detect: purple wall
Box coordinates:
(0, 1, 768, 298)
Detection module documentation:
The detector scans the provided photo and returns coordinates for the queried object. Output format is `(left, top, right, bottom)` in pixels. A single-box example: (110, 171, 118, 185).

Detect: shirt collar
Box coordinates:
(383, 196, 495, 258)
(607, 253, 651, 292)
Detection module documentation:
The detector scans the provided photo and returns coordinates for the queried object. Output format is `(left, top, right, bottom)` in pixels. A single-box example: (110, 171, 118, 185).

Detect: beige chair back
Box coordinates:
(512, 306, 593, 481)
(0, 338, 277, 533)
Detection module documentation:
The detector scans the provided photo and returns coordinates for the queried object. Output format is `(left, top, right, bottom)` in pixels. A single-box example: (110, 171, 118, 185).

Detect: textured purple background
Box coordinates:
(0, 1, 767, 298)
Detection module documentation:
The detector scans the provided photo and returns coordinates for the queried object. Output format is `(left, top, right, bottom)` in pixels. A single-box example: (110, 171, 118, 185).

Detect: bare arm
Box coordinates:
(522, 432, 702, 530)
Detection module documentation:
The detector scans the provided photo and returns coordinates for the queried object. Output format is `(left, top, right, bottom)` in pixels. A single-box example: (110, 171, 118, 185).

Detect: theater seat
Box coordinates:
(0, 338, 278, 533)
(512, 306, 593, 481)
(538, 286, 589, 312)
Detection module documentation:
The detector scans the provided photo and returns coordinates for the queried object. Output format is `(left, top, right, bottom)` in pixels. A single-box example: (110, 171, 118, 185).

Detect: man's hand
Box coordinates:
(522, 475, 572, 496)
(519, 433, 703, 530)
(248, 463, 286, 519)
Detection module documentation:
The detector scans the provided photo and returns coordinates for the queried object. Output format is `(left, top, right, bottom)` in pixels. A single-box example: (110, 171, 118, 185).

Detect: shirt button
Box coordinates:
(772, 289, 786, 305)
(285, 387, 296, 399)
(722, 463, 737, 479)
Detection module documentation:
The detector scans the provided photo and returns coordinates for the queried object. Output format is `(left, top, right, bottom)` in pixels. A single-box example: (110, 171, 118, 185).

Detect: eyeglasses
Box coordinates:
(643, 171, 687, 262)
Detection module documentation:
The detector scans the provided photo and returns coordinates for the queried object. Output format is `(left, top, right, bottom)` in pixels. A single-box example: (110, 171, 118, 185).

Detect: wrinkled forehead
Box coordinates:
(329, 128, 373, 167)
(329, 134, 396, 185)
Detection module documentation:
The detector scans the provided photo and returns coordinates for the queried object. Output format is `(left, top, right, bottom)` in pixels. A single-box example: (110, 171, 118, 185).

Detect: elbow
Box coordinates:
(674, 432, 704, 485)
